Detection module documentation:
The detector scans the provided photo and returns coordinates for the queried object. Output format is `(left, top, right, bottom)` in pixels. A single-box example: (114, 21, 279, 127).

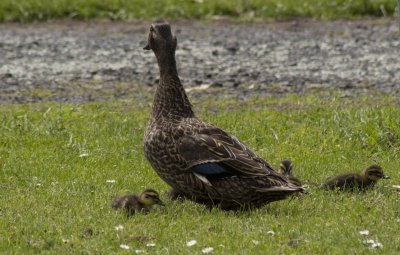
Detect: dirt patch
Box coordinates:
(0, 19, 399, 103)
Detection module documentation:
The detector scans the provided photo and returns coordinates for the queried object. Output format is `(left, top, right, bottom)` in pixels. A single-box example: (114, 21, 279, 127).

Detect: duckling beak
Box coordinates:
(157, 199, 165, 206)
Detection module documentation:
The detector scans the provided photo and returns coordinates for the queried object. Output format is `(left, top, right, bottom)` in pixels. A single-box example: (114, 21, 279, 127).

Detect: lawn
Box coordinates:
(0, 0, 397, 22)
(1, 92, 400, 254)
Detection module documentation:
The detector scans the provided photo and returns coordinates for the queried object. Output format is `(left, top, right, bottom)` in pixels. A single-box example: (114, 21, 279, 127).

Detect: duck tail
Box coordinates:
(253, 185, 305, 203)
(257, 184, 306, 194)
(287, 182, 308, 194)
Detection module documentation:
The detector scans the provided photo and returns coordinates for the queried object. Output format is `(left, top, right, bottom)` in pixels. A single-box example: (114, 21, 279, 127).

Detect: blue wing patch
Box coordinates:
(191, 162, 235, 178)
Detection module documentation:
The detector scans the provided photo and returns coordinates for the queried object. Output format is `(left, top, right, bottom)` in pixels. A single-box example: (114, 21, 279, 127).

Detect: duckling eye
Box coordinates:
(146, 194, 157, 200)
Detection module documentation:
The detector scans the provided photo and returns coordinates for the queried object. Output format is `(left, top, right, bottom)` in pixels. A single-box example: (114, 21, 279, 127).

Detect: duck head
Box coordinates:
(139, 189, 165, 206)
(364, 165, 390, 181)
(279, 159, 293, 177)
(143, 21, 177, 54)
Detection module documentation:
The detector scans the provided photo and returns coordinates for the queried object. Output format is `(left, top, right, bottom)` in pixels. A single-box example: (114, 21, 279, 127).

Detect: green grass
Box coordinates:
(0, 0, 397, 22)
(1, 92, 400, 254)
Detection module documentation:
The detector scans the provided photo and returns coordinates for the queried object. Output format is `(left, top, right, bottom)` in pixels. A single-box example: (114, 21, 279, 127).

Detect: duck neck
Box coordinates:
(152, 51, 194, 119)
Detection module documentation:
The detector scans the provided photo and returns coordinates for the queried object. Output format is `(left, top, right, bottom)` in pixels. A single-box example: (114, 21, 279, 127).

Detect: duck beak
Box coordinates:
(383, 175, 390, 179)
(157, 199, 165, 206)
(143, 25, 154, 50)
(143, 43, 151, 50)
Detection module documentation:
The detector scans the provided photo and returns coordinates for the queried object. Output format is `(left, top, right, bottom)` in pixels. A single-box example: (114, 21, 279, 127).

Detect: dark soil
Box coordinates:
(0, 19, 399, 103)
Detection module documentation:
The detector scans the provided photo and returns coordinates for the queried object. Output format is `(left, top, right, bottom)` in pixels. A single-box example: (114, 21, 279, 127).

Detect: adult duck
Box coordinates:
(143, 21, 304, 210)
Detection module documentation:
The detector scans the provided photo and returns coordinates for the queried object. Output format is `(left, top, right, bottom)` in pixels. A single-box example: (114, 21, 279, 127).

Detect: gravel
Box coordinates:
(0, 19, 399, 103)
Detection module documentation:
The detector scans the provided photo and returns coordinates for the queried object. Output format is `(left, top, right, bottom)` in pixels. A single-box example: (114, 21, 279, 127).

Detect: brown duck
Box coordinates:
(112, 189, 165, 216)
(142, 21, 304, 210)
(279, 160, 302, 187)
(323, 165, 389, 191)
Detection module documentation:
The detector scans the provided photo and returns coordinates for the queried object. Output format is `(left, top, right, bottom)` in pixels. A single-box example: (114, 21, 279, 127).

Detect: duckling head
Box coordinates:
(364, 165, 390, 182)
(139, 189, 165, 206)
(279, 159, 293, 177)
(143, 21, 177, 54)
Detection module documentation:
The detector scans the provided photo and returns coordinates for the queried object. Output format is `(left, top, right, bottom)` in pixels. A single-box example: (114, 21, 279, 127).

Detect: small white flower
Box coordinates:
(146, 243, 156, 247)
(372, 242, 383, 248)
(186, 240, 197, 247)
(36, 183, 42, 186)
(202, 247, 214, 253)
(252, 240, 260, 245)
(363, 239, 383, 249)
(79, 153, 89, 157)
(135, 249, 145, 253)
(120, 244, 130, 250)
(115, 225, 124, 231)
(267, 230, 275, 236)
(359, 230, 369, 235)
(106, 179, 116, 184)
(62, 238, 70, 243)
(364, 239, 375, 244)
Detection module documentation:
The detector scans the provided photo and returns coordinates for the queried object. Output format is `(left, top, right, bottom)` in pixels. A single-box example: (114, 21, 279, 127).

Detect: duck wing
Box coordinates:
(178, 127, 286, 183)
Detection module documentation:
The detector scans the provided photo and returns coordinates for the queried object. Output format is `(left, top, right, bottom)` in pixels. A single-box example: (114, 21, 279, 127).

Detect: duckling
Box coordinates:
(323, 165, 389, 191)
(112, 189, 165, 216)
(279, 160, 302, 187)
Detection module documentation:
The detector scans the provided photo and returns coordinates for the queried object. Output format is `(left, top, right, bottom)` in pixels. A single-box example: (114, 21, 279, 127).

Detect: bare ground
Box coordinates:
(0, 19, 399, 103)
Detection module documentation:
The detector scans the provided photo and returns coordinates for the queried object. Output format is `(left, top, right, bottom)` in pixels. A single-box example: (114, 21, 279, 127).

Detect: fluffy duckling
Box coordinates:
(279, 160, 302, 187)
(323, 165, 389, 191)
(112, 189, 165, 216)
